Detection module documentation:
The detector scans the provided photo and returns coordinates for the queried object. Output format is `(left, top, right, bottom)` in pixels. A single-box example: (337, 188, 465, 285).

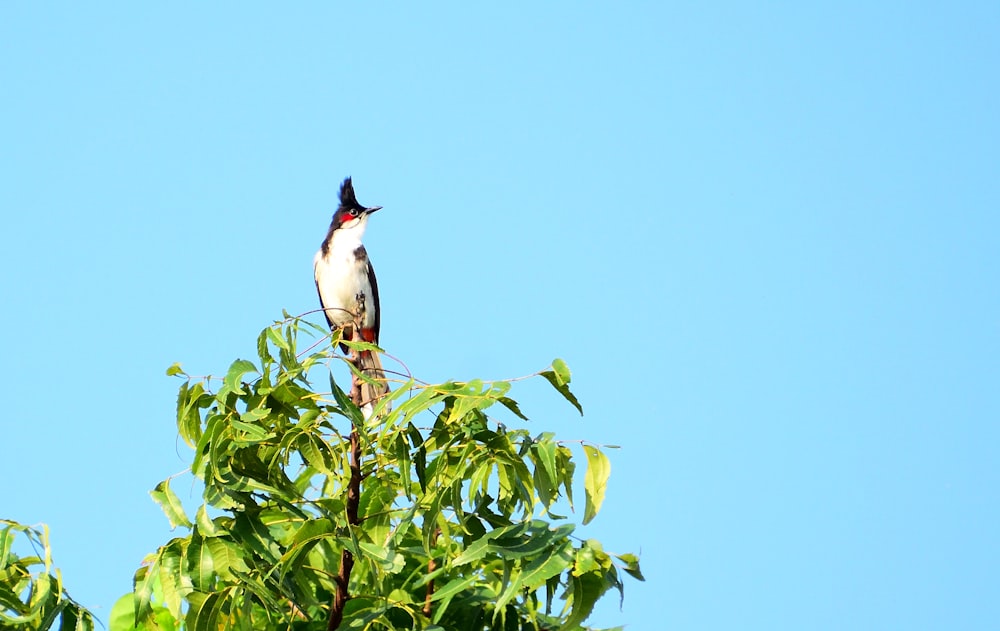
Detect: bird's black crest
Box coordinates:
(339, 177, 359, 208)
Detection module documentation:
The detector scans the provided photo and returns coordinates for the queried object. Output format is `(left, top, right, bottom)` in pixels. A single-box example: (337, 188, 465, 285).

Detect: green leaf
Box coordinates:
(0, 585, 22, 618)
(185, 534, 215, 592)
(551, 358, 571, 385)
(108, 593, 141, 631)
(395, 384, 450, 428)
(177, 381, 212, 449)
(27, 573, 53, 620)
(451, 522, 531, 566)
(239, 406, 271, 424)
(583, 445, 610, 525)
(336, 597, 384, 628)
(156, 543, 185, 621)
(428, 575, 478, 603)
(229, 570, 283, 612)
(296, 517, 336, 545)
(150, 480, 193, 529)
(229, 419, 272, 444)
(265, 325, 290, 352)
(557, 445, 576, 509)
(498, 396, 529, 421)
(386, 588, 414, 605)
(358, 541, 405, 573)
(532, 433, 559, 487)
(539, 360, 583, 415)
(533, 466, 556, 511)
(502, 523, 575, 559)
(204, 537, 248, 580)
(573, 539, 611, 576)
(256, 329, 273, 368)
(61, 603, 97, 631)
(231, 514, 281, 565)
(339, 337, 381, 354)
(414, 443, 427, 493)
(194, 506, 221, 537)
(223, 359, 258, 395)
(0, 526, 12, 568)
(131, 563, 155, 626)
(329, 372, 363, 425)
(298, 433, 335, 475)
(521, 540, 574, 590)
(493, 562, 523, 619)
(563, 571, 606, 629)
(450, 533, 497, 567)
(615, 553, 646, 581)
(185, 590, 224, 631)
(165, 363, 185, 377)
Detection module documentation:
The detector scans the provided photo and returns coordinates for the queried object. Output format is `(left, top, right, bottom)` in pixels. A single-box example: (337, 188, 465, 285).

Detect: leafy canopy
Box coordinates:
(4, 314, 643, 631)
(0, 520, 94, 631)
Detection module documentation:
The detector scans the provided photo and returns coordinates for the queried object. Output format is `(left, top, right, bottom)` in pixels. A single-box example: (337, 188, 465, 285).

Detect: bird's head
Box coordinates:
(332, 177, 382, 233)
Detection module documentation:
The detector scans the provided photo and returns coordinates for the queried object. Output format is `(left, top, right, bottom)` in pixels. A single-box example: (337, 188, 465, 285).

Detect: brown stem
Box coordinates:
(329, 309, 366, 631)
(422, 527, 441, 617)
(422, 558, 437, 617)
(328, 547, 353, 630)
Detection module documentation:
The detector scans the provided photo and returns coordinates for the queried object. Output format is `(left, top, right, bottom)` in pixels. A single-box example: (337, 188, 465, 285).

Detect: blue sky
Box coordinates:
(2, 3, 999, 629)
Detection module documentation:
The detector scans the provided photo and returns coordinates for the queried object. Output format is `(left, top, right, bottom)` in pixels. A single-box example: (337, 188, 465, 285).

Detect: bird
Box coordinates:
(314, 177, 389, 413)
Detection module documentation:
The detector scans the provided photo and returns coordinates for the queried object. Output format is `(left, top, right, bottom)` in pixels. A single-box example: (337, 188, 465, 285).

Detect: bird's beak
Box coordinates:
(365, 206, 383, 215)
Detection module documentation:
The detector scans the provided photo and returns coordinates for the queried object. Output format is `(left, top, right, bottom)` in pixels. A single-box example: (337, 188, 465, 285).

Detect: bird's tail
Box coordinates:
(358, 349, 390, 418)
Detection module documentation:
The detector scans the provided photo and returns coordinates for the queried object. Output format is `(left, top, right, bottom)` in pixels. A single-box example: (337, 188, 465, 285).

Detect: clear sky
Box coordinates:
(2, 3, 998, 629)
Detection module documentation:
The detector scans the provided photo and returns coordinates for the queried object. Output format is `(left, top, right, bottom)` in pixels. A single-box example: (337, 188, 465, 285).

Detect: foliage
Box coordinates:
(0, 520, 94, 631)
(122, 314, 642, 630)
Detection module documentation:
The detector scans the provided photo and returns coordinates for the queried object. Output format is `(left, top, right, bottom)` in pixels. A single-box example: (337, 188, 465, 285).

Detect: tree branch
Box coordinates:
(328, 301, 366, 631)
(422, 527, 441, 617)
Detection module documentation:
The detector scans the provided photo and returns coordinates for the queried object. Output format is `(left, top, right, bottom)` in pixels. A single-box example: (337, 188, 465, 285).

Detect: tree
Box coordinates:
(14, 313, 643, 631)
(0, 520, 94, 630)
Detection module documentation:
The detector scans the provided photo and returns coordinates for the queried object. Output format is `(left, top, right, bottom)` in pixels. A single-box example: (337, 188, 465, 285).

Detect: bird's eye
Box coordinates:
(349, 209, 360, 217)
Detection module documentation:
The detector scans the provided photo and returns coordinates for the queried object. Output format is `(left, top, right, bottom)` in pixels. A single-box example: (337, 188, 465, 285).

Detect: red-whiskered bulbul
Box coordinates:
(314, 177, 389, 411)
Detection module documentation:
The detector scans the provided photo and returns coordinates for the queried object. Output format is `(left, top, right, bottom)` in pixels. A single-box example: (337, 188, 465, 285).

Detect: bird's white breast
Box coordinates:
(314, 229, 375, 329)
